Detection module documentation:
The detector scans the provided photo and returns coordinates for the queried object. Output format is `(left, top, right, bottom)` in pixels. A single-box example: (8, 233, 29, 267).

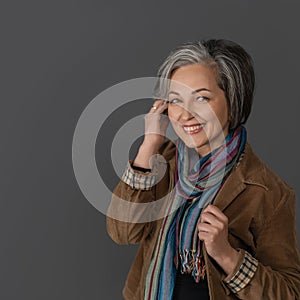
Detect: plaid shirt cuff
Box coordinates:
(121, 161, 157, 190)
(223, 250, 258, 293)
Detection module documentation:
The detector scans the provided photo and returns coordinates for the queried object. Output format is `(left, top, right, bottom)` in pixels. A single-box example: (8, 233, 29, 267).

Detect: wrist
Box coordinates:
(133, 143, 160, 169)
(215, 247, 240, 276)
(140, 139, 162, 153)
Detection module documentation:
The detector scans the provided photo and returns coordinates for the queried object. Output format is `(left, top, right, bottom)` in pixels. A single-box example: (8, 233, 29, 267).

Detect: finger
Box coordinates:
(202, 204, 228, 224)
(160, 114, 169, 130)
(197, 222, 217, 233)
(198, 219, 227, 233)
(158, 102, 169, 115)
(150, 99, 164, 112)
(197, 231, 211, 242)
(200, 212, 225, 231)
(150, 99, 168, 114)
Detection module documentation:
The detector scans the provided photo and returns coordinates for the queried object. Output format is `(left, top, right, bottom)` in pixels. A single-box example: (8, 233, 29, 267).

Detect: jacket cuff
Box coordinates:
(121, 161, 157, 190)
(223, 249, 258, 293)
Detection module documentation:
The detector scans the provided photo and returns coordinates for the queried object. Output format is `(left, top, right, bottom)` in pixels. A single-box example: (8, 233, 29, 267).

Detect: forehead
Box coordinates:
(169, 64, 218, 92)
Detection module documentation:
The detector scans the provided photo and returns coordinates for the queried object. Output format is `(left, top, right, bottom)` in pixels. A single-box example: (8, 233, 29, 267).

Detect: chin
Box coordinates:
(179, 135, 207, 150)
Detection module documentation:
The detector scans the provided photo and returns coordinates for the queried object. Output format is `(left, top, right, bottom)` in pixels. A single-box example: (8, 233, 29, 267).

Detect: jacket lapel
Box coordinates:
(213, 167, 247, 212)
(212, 142, 255, 212)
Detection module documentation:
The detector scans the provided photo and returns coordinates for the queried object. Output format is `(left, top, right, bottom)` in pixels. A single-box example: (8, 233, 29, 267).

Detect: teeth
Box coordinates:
(183, 124, 205, 132)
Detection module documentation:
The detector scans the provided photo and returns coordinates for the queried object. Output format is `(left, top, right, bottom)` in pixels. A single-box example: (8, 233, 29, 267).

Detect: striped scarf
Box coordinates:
(144, 126, 247, 300)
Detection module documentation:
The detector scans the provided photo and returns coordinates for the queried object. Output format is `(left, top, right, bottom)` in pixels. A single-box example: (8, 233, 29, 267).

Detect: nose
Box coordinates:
(179, 105, 195, 121)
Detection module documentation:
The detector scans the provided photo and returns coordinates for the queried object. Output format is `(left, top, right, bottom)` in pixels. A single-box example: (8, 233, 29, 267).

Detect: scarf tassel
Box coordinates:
(179, 250, 206, 282)
(192, 255, 207, 283)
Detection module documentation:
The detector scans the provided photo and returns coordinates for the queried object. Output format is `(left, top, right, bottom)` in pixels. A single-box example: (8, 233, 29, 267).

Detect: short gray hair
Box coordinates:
(154, 39, 255, 130)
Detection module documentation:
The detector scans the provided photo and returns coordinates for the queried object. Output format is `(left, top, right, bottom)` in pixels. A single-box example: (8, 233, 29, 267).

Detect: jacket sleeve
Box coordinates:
(106, 142, 174, 245)
(223, 189, 300, 299)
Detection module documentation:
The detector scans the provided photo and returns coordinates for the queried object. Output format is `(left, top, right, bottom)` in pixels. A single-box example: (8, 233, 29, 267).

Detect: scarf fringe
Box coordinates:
(179, 249, 207, 282)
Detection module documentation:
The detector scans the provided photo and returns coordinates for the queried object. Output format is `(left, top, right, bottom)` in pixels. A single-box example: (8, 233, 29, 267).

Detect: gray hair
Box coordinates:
(154, 39, 255, 130)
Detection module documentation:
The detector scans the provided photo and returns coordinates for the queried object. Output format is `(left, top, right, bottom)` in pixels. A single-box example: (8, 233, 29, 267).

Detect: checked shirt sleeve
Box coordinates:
(223, 250, 258, 293)
(121, 161, 157, 190)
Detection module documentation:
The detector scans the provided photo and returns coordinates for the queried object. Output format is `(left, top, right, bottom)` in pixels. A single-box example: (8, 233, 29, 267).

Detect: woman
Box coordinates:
(106, 39, 300, 299)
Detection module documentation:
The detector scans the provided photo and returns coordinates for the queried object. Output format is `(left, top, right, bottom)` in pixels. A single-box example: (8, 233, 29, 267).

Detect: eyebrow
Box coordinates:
(168, 88, 212, 96)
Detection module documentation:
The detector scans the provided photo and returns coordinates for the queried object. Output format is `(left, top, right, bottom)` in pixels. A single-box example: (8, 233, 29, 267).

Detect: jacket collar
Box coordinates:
(212, 142, 268, 211)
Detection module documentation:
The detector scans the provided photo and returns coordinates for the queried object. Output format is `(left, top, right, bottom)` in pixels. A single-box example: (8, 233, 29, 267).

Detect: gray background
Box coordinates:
(1, 0, 299, 299)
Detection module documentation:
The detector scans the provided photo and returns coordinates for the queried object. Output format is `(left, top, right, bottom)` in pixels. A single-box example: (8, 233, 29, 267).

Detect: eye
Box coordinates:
(169, 98, 182, 105)
(195, 95, 209, 102)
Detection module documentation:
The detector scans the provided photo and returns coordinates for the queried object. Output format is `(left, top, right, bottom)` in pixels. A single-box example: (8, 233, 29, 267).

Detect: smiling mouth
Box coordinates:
(182, 123, 206, 134)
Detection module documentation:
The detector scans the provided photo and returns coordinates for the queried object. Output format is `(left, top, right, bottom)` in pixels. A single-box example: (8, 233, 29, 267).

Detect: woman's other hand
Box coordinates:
(197, 204, 239, 275)
(133, 100, 169, 169)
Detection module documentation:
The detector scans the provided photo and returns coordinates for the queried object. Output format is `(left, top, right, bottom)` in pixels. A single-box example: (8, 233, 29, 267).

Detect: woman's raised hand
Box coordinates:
(133, 100, 169, 169)
(144, 100, 169, 148)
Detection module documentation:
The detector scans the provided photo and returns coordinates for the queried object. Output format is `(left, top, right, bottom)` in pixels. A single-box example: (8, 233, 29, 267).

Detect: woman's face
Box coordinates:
(167, 63, 230, 157)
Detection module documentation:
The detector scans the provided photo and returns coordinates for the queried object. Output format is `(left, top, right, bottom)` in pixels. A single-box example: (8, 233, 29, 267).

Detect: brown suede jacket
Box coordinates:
(106, 141, 300, 299)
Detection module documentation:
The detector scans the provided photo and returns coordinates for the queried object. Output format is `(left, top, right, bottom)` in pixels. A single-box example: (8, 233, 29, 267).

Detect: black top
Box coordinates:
(172, 270, 210, 300)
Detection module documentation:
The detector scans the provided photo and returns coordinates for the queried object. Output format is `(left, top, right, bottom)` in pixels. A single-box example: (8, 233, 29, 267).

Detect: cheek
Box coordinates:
(214, 106, 229, 124)
(203, 104, 228, 123)
(169, 118, 181, 132)
(167, 110, 182, 133)
(167, 107, 179, 122)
